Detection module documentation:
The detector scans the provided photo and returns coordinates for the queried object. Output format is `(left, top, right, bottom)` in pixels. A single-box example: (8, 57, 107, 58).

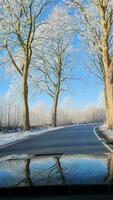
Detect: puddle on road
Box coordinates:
(0, 153, 112, 187)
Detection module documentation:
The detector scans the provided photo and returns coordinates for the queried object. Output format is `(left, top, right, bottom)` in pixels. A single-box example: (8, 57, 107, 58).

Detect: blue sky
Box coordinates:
(0, 1, 103, 110)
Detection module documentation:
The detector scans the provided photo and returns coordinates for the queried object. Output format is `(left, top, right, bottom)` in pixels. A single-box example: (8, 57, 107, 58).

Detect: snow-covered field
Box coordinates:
(99, 124, 113, 141)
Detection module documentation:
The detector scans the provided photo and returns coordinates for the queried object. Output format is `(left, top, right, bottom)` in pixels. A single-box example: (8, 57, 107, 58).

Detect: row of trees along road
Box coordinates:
(0, 0, 112, 131)
(67, 0, 113, 129)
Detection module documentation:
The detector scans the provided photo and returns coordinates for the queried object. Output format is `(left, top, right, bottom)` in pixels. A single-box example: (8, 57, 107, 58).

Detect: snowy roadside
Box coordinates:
(0, 127, 47, 148)
(98, 124, 113, 141)
(0, 124, 76, 148)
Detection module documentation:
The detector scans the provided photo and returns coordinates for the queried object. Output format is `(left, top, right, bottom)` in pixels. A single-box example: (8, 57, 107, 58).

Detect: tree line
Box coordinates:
(0, 95, 105, 131)
(0, 0, 112, 131)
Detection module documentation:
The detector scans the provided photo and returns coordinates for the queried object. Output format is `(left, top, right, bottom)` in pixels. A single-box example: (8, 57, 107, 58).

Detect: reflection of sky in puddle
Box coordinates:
(60, 157, 107, 184)
(0, 170, 14, 187)
(0, 154, 110, 187)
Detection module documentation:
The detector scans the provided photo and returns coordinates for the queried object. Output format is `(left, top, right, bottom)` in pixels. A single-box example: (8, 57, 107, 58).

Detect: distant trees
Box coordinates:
(0, 95, 105, 130)
(82, 106, 105, 123)
(57, 97, 105, 125)
(30, 102, 51, 127)
(67, 0, 113, 128)
(57, 97, 77, 125)
(0, 96, 21, 130)
(33, 7, 75, 127)
(0, 0, 50, 131)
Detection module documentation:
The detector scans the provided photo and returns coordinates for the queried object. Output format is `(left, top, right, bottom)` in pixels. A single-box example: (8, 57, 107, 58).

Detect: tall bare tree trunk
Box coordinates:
(104, 75, 113, 129)
(104, 86, 109, 125)
(104, 65, 113, 129)
(99, 3, 113, 129)
(107, 82, 113, 129)
(52, 93, 59, 127)
(51, 67, 61, 127)
(22, 74, 30, 131)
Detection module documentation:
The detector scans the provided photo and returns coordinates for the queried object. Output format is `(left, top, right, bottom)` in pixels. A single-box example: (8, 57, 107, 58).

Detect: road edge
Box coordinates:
(0, 124, 77, 150)
(94, 126, 113, 153)
(0, 123, 101, 150)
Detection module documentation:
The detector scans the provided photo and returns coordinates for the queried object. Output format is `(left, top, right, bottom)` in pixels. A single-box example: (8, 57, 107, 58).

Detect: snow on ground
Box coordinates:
(0, 126, 64, 148)
(0, 127, 47, 148)
(99, 124, 113, 140)
(0, 125, 74, 148)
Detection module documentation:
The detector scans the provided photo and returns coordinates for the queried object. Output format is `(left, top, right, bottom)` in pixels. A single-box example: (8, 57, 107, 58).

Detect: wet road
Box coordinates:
(0, 124, 108, 157)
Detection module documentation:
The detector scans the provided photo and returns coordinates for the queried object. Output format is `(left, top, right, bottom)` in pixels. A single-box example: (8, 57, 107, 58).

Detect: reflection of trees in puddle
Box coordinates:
(15, 159, 33, 186)
(46, 156, 65, 184)
(0, 159, 33, 187)
(105, 153, 113, 183)
(0, 156, 65, 186)
(24, 159, 33, 186)
(1, 153, 113, 186)
(18, 154, 113, 185)
(21, 156, 65, 185)
(16, 156, 65, 186)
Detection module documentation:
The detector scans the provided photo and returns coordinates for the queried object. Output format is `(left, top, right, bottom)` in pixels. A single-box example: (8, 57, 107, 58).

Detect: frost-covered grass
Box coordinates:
(99, 124, 113, 140)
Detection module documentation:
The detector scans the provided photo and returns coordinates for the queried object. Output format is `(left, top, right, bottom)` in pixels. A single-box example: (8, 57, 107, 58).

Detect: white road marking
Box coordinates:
(94, 126, 113, 153)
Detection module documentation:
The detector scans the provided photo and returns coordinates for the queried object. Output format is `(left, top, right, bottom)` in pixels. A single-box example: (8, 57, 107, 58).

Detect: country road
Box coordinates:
(0, 124, 108, 157)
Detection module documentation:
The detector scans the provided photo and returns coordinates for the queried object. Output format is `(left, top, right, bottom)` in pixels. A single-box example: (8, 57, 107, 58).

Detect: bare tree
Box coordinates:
(0, 0, 50, 131)
(67, 0, 113, 128)
(32, 7, 75, 127)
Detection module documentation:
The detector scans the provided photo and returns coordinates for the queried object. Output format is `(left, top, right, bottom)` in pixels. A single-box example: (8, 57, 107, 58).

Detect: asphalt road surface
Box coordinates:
(0, 124, 108, 157)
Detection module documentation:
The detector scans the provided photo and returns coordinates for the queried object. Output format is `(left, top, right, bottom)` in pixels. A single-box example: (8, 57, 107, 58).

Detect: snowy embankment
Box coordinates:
(98, 124, 113, 141)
